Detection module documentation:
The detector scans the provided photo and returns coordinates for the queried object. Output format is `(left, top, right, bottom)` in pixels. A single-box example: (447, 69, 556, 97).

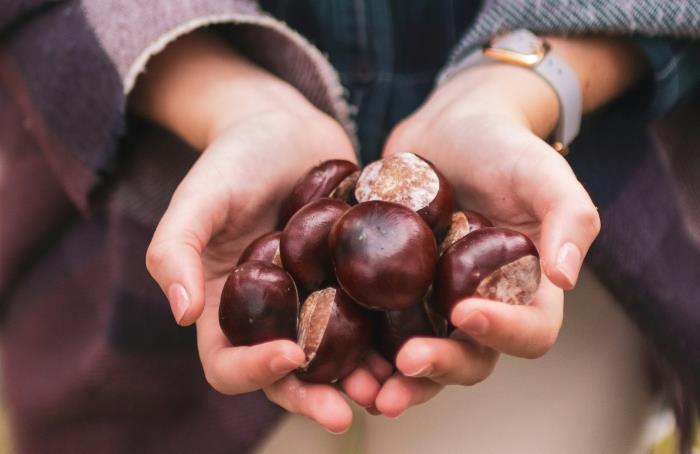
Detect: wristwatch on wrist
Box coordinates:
(451, 29, 582, 155)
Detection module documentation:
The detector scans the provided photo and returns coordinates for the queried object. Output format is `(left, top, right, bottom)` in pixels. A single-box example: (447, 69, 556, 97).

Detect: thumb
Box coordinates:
(146, 180, 225, 326)
(523, 146, 601, 289)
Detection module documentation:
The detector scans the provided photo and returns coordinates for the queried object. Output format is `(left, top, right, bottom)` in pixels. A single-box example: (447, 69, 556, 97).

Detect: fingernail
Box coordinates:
(556, 242, 582, 287)
(457, 311, 489, 336)
(167, 283, 190, 324)
(269, 354, 301, 375)
(404, 363, 434, 378)
(325, 426, 350, 435)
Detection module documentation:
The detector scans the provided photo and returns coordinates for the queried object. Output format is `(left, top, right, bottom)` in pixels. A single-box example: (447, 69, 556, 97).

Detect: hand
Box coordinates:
(372, 63, 603, 417)
(135, 31, 393, 433)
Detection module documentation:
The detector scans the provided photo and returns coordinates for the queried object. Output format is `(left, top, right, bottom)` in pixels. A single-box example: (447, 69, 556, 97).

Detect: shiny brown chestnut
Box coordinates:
(330, 200, 438, 311)
(433, 227, 541, 319)
(219, 261, 298, 346)
(376, 301, 444, 363)
(296, 287, 373, 383)
(279, 159, 359, 226)
(354, 152, 454, 236)
(439, 210, 494, 254)
(237, 231, 282, 266)
(280, 198, 350, 294)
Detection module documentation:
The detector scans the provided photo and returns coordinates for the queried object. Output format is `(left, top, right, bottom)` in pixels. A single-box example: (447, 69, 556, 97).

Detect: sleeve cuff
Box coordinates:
(6, 0, 352, 212)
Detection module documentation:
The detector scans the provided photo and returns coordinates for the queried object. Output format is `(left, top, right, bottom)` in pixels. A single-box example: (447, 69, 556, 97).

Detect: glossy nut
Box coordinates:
(376, 302, 440, 363)
(237, 231, 282, 266)
(330, 200, 437, 310)
(280, 198, 350, 294)
(296, 287, 373, 383)
(219, 261, 298, 346)
(439, 210, 494, 254)
(433, 227, 541, 319)
(279, 160, 359, 226)
(354, 152, 454, 237)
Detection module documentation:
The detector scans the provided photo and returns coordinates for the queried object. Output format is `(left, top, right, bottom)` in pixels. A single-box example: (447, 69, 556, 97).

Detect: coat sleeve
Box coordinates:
(438, 0, 700, 115)
(0, 0, 350, 211)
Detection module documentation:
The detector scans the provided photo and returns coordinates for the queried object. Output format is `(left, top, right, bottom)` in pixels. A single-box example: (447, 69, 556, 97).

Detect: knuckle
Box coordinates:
(145, 241, 167, 276)
(525, 332, 557, 359)
(385, 120, 415, 155)
(579, 206, 601, 238)
(203, 367, 227, 394)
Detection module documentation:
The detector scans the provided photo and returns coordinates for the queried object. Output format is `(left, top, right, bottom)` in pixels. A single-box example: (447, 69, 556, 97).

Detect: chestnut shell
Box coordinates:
(433, 227, 540, 318)
(296, 287, 373, 383)
(354, 152, 454, 237)
(329, 200, 438, 311)
(440, 210, 494, 254)
(279, 160, 359, 226)
(280, 198, 350, 294)
(376, 302, 438, 363)
(219, 261, 298, 346)
(237, 231, 282, 266)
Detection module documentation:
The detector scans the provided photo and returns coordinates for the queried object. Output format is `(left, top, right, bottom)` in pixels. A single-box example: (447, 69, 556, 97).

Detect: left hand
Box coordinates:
(370, 63, 602, 417)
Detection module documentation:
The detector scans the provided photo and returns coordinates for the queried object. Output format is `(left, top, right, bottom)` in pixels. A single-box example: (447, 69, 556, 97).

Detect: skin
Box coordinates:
(132, 30, 645, 429)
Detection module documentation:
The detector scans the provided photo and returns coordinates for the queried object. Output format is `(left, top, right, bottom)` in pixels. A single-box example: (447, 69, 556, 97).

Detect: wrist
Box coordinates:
(130, 30, 324, 151)
(441, 64, 560, 139)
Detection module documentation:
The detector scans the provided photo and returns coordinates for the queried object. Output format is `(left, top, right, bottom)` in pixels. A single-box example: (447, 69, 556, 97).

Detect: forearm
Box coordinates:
(129, 30, 319, 150)
(443, 35, 647, 139)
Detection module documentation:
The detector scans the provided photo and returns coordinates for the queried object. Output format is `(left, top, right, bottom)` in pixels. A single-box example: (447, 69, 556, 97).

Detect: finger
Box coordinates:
(264, 375, 353, 434)
(517, 139, 601, 289)
(146, 175, 229, 325)
(341, 366, 382, 408)
(364, 351, 395, 383)
(374, 374, 443, 418)
(197, 295, 305, 394)
(395, 337, 499, 386)
(450, 278, 563, 358)
(200, 339, 305, 395)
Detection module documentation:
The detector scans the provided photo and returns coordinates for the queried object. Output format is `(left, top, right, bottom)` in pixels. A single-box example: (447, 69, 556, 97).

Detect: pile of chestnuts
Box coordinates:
(219, 152, 541, 384)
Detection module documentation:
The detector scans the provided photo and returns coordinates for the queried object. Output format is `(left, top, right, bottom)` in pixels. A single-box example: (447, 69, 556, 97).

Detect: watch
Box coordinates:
(446, 29, 581, 155)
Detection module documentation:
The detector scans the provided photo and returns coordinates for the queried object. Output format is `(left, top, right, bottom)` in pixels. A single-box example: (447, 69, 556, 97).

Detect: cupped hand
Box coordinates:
(372, 65, 600, 417)
(146, 109, 392, 433)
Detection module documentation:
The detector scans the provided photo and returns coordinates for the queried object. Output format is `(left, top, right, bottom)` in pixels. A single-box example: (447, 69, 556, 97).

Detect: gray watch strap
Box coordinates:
(444, 29, 582, 150)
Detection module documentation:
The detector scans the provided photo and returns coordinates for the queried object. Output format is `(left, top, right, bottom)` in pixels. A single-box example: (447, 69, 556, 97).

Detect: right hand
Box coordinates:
(137, 31, 393, 433)
(147, 108, 394, 434)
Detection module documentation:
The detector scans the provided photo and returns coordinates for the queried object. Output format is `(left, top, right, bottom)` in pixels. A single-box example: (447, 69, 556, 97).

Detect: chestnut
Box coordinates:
(219, 261, 298, 346)
(376, 301, 442, 363)
(354, 152, 454, 236)
(296, 287, 373, 383)
(279, 160, 359, 226)
(433, 227, 541, 319)
(237, 231, 282, 266)
(439, 210, 494, 254)
(329, 200, 437, 311)
(280, 198, 350, 294)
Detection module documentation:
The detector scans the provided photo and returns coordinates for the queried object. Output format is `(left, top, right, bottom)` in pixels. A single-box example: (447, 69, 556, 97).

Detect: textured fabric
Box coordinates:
(441, 1, 700, 112)
(637, 38, 700, 115)
(1, 0, 350, 212)
(260, 0, 479, 162)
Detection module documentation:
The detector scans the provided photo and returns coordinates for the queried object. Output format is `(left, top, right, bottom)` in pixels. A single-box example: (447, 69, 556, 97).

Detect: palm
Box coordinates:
(151, 112, 395, 432)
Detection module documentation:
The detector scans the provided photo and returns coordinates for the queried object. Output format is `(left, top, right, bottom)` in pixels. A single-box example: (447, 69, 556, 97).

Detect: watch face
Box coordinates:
(484, 30, 548, 68)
